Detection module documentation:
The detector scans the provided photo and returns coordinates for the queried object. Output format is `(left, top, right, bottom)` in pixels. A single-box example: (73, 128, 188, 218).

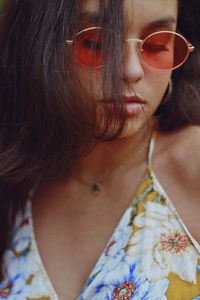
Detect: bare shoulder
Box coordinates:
(157, 125, 200, 151)
(154, 126, 200, 244)
(155, 125, 200, 183)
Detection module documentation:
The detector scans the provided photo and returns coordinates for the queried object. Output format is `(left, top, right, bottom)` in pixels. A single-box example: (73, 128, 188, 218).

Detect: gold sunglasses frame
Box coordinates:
(66, 26, 195, 70)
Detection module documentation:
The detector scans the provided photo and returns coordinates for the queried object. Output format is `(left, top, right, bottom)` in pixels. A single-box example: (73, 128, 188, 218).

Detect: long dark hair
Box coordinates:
(0, 0, 199, 276)
(156, 0, 200, 129)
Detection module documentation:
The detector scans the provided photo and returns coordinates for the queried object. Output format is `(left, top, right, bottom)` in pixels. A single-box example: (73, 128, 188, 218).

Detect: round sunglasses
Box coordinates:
(66, 27, 194, 71)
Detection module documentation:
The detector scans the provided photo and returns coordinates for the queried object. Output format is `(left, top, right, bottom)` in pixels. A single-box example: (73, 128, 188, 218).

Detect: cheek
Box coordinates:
(78, 68, 104, 97)
(146, 69, 172, 102)
(69, 62, 104, 98)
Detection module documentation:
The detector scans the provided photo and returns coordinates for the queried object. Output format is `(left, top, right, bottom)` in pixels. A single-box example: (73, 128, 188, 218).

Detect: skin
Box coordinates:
(32, 1, 200, 299)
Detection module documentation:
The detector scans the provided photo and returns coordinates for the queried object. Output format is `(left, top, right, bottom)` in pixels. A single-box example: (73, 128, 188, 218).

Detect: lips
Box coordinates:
(102, 95, 145, 116)
(123, 96, 145, 103)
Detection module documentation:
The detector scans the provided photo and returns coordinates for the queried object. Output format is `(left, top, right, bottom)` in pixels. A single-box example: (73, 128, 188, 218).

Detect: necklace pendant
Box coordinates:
(93, 182, 101, 195)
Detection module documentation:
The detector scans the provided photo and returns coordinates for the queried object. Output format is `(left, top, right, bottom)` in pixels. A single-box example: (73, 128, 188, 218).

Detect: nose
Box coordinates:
(122, 41, 144, 84)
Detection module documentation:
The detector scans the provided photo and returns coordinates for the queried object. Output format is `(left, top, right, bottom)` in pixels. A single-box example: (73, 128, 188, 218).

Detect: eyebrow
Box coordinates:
(143, 17, 177, 31)
(78, 13, 177, 31)
(78, 12, 107, 25)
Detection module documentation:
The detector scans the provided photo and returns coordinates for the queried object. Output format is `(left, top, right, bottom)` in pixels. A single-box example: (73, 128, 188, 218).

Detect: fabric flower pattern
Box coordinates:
(127, 201, 199, 283)
(0, 202, 54, 300)
(88, 207, 133, 276)
(78, 207, 134, 297)
(81, 256, 169, 300)
(0, 276, 32, 300)
(0, 212, 37, 300)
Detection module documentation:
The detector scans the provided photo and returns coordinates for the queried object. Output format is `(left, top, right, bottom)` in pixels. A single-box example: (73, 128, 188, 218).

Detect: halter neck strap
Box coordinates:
(147, 131, 157, 166)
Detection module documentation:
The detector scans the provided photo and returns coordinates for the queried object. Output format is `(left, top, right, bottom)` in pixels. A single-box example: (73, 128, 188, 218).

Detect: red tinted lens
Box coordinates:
(142, 32, 189, 70)
(73, 28, 105, 67)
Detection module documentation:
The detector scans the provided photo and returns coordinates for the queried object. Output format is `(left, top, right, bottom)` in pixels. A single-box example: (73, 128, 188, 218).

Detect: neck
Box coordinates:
(71, 125, 154, 184)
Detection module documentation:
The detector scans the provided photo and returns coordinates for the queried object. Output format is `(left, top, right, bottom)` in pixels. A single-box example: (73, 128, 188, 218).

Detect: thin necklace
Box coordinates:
(73, 135, 151, 196)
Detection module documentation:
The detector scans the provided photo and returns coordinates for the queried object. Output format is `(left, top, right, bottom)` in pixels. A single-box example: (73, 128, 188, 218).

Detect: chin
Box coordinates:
(118, 115, 158, 140)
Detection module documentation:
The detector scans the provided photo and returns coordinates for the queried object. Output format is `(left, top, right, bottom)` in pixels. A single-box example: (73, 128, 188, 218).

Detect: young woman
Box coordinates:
(0, 0, 200, 299)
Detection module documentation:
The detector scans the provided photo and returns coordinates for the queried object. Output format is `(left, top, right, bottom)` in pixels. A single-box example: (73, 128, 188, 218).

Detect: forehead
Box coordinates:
(79, 0, 178, 31)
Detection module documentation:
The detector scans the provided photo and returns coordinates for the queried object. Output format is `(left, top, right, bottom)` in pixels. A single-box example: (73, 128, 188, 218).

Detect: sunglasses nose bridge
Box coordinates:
(125, 38, 143, 44)
(124, 38, 143, 58)
(123, 37, 143, 64)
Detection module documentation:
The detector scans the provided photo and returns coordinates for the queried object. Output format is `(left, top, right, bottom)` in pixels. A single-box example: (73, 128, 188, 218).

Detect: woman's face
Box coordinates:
(73, 0, 178, 137)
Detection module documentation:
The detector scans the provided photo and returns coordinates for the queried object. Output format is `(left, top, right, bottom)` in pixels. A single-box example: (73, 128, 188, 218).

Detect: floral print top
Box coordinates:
(0, 131, 200, 300)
